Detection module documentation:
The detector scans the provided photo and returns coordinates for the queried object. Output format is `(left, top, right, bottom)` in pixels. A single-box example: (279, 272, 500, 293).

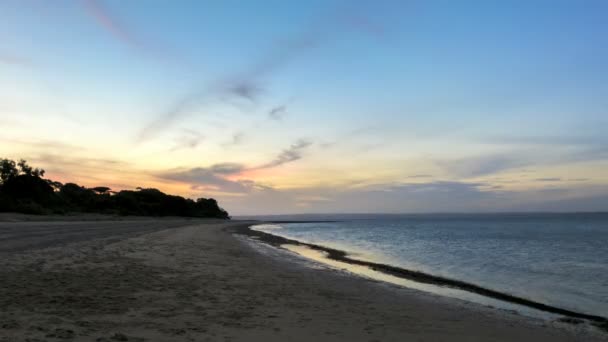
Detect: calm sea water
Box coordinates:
(250, 213, 608, 317)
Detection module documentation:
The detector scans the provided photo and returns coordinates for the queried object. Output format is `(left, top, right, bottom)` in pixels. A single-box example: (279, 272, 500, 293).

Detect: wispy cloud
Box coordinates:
(33, 154, 127, 169)
(407, 174, 433, 178)
(160, 165, 258, 193)
(158, 139, 312, 193)
(170, 129, 204, 152)
(223, 180, 608, 215)
(227, 81, 263, 102)
(190, 181, 272, 194)
(82, 0, 144, 49)
(0, 138, 83, 153)
(481, 129, 608, 165)
(25, 153, 135, 186)
(268, 105, 287, 121)
(81, 0, 175, 60)
(484, 132, 608, 147)
(535, 177, 562, 182)
(138, 4, 383, 142)
(208, 162, 246, 175)
(159, 161, 275, 194)
(438, 142, 608, 179)
(223, 181, 502, 215)
(256, 139, 312, 169)
(0, 52, 31, 67)
(221, 132, 246, 148)
(437, 154, 529, 178)
(320, 126, 389, 150)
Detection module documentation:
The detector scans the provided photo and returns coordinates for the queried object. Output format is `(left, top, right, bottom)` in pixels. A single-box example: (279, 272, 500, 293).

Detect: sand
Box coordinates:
(0, 218, 606, 341)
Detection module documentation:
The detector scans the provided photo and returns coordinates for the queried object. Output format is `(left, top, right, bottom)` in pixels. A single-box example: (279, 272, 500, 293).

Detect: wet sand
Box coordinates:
(236, 223, 608, 324)
(1, 218, 606, 341)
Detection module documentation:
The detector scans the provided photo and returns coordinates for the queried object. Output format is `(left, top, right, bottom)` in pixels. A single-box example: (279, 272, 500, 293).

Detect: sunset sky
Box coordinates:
(1, 0, 607, 214)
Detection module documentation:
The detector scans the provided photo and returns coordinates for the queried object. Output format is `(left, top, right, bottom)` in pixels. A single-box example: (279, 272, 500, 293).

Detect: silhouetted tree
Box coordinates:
(17, 159, 45, 178)
(0, 159, 18, 184)
(0, 158, 230, 219)
(0, 158, 45, 184)
(47, 180, 63, 192)
(91, 186, 111, 195)
(2, 175, 54, 201)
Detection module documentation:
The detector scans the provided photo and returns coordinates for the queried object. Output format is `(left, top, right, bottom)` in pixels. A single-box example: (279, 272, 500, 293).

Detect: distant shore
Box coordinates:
(1, 216, 605, 341)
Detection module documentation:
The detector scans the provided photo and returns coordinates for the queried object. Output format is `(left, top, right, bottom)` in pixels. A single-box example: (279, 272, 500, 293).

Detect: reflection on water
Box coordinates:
(281, 243, 559, 320)
(253, 214, 608, 318)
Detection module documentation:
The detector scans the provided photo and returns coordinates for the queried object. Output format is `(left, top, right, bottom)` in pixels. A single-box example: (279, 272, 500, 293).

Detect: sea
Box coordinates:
(245, 213, 608, 319)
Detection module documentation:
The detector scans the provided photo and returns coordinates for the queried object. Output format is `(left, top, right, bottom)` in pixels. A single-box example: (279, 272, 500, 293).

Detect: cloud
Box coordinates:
(138, 80, 259, 142)
(138, 4, 383, 142)
(535, 177, 561, 182)
(407, 174, 433, 178)
(320, 126, 387, 149)
(484, 133, 608, 147)
(221, 180, 608, 215)
(438, 144, 608, 180)
(170, 129, 204, 152)
(385, 181, 490, 196)
(22, 153, 136, 187)
(190, 180, 272, 193)
(482, 129, 608, 165)
(82, 0, 144, 49)
(0, 138, 83, 152)
(160, 166, 247, 193)
(138, 93, 201, 142)
(268, 105, 287, 121)
(158, 163, 268, 194)
(563, 145, 608, 164)
(437, 154, 529, 178)
(227, 81, 263, 102)
(209, 162, 246, 175)
(222, 132, 246, 147)
(256, 139, 312, 169)
(0, 52, 31, 67)
(221, 181, 502, 215)
(81, 0, 174, 60)
(158, 139, 313, 193)
(33, 154, 127, 170)
(508, 193, 608, 212)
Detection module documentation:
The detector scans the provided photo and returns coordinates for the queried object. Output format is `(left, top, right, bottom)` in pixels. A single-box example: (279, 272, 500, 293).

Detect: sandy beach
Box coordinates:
(1, 218, 606, 341)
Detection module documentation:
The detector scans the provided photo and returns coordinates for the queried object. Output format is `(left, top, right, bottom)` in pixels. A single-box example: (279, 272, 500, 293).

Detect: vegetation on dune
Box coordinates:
(0, 158, 229, 219)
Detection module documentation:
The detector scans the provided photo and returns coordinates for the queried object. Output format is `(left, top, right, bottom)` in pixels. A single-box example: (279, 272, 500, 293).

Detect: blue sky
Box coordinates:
(1, 0, 607, 214)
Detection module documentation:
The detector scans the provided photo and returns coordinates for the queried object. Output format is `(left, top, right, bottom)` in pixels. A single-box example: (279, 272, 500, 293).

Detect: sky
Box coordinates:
(1, 0, 607, 215)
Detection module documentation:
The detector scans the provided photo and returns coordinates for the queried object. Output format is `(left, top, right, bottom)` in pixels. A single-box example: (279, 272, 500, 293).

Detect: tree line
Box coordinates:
(0, 158, 229, 219)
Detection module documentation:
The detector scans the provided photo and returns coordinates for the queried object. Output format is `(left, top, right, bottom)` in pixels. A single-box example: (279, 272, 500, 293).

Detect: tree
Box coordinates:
(0, 159, 18, 184)
(47, 180, 64, 192)
(1, 175, 54, 202)
(59, 183, 96, 207)
(91, 186, 111, 195)
(0, 158, 230, 219)
(17, 159, 45, 178)
(0, 158, 45, 184)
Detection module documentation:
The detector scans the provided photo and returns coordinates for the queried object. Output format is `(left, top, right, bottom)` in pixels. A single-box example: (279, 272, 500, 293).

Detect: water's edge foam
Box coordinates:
(228, 222, 608, 331)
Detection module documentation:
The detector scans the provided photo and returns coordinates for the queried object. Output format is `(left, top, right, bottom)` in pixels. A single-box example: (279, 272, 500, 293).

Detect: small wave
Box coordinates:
(252, 224, 284, 230)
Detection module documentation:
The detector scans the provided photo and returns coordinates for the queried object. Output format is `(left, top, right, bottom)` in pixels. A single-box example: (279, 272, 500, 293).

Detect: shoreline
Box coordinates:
(232, 222, 608, 330)
(2, 217, 606, 341)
